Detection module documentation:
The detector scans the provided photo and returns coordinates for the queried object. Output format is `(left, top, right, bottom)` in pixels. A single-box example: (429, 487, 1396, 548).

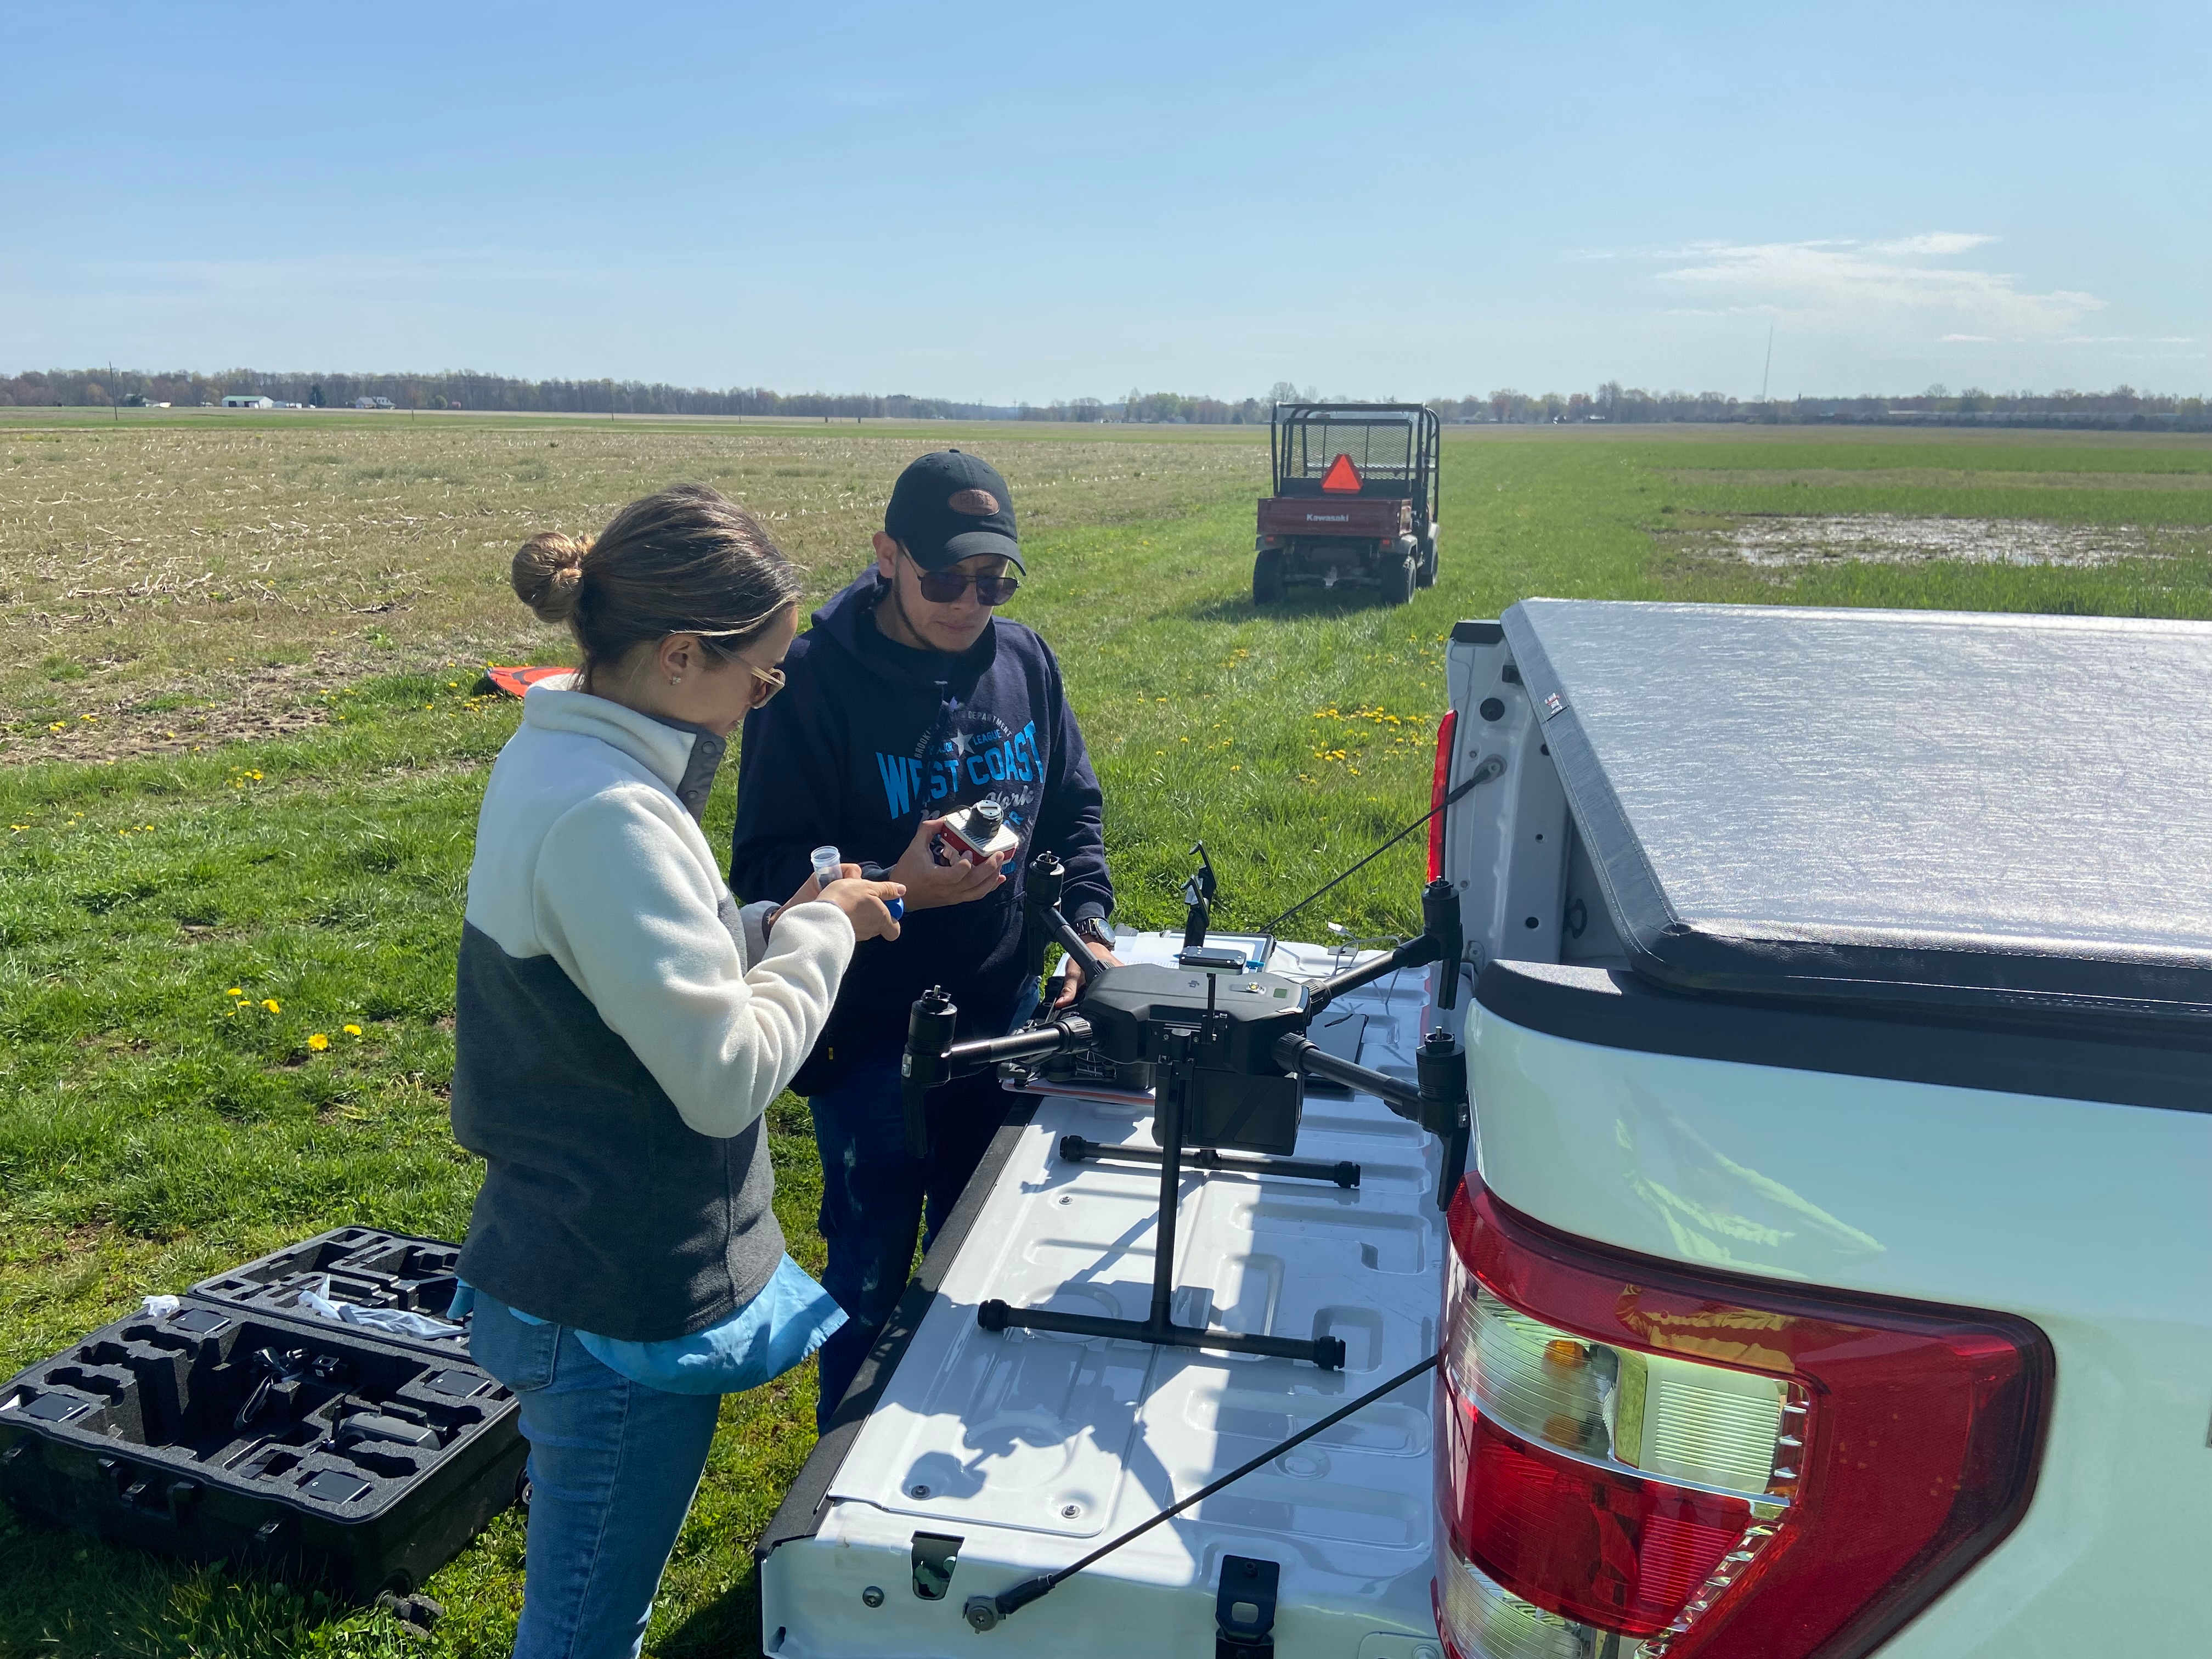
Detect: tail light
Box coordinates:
(1427, 708, 1458, 883)
(1435, 1178, 2050, 1659)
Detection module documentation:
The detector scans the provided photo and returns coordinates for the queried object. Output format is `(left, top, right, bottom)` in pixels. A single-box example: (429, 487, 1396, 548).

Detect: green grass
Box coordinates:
(3, 419, 2209, 1654)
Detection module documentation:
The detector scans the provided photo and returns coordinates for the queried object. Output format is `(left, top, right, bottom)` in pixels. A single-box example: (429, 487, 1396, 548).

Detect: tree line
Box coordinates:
(4, 366, 2205, 431)
(0, 366, 1015, 421)
(1442, 382, 2211, 430)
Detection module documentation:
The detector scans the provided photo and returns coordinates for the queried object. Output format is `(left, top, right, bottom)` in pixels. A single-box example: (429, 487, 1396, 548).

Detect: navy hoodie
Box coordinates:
(730, 569, 1111, 1070)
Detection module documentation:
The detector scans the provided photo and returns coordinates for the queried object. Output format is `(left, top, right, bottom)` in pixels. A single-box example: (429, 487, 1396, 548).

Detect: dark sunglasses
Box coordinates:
(912, 559, 1020, 606)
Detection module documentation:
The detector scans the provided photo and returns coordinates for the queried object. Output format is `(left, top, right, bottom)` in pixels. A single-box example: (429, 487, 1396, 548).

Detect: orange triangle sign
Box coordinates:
(1320, 452, 1362, 493)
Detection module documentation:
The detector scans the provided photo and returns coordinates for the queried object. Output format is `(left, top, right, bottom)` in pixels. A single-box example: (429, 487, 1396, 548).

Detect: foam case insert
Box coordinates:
(187, 1226, 469, 1361)
(0, 1298, 523, 1599)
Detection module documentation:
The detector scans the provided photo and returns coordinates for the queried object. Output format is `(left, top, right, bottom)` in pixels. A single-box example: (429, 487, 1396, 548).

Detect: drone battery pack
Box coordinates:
(1187, 1069, 1304, 1156)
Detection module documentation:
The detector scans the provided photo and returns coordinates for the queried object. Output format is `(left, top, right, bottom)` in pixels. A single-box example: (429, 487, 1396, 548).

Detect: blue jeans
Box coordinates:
(810, 998, 1035, 1431)
(468, 1303, 721, 1659)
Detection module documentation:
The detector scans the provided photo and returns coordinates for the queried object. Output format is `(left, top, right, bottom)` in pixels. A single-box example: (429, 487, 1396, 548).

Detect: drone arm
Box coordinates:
(1025, 850, 1109, 983)
(943, 1017, 1093, 1079)
(1275, 1028, 1466, 1133)
(1304, 878, 1464, 1013)
(1036, 901, 1101, 979)
(1304, 933, 1442, 1013)
(1273, 1035, 1423, 1119)
(1276, 1029, 1470, 1211)
(901, 985, 1094, 1158)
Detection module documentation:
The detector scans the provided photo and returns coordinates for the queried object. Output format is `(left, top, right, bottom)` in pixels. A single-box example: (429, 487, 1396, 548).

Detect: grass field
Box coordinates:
(2, 413, 2208, 1656)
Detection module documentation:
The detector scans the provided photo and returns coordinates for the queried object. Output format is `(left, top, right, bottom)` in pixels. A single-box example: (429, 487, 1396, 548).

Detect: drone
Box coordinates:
(900, 848, 1470, 1371)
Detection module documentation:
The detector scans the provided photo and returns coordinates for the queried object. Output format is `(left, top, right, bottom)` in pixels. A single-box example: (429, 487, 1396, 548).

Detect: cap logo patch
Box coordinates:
(948, 488, 1000, 516)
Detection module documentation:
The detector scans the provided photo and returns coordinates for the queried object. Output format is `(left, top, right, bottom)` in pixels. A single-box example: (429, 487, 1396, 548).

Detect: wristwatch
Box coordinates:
(1075, 914, 1116, 949)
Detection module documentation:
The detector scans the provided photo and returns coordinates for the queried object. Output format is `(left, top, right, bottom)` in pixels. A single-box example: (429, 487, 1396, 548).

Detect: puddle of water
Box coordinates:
(1669, 469, 2212, 491)
(1713, 515, 2171, 567)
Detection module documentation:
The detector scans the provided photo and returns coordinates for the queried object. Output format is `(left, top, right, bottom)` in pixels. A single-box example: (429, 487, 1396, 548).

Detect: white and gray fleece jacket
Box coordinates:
(449, 681, 853, 1341)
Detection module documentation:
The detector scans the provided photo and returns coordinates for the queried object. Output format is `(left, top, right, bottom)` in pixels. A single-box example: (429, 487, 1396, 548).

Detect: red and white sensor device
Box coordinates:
(935, 797, 1021, 865)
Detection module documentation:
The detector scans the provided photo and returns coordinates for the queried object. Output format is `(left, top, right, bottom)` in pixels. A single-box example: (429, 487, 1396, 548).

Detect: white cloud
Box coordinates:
(1869, 232, 1997, 256)
(1647, 234, 2106, 338)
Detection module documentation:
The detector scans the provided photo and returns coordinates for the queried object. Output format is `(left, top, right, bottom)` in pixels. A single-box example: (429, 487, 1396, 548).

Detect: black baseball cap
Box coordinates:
(884, 450, 1024, 573)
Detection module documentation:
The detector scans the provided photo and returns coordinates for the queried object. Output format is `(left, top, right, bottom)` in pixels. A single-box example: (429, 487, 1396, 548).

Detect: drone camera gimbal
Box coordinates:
(900, 849, 1470, 1370)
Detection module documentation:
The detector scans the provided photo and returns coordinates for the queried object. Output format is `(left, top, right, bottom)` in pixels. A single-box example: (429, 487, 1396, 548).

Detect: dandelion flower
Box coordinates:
(343, 1024, 363, 1037)
(262, 998, 281, 1013)
(308, 1034, 329, 1051)
(1230, 765, 1242, 772)
(227, 988, 243, 997)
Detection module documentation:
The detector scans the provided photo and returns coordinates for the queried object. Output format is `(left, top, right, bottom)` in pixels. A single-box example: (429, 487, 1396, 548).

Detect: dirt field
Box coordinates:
(0, 415, 1263, 763)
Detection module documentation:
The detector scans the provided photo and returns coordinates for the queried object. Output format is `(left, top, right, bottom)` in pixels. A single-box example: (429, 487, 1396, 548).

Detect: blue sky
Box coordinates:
(4, 1, 2205, 400)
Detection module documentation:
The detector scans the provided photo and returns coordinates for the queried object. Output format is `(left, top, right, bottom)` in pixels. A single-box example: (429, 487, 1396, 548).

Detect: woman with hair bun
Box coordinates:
(450, 483, 903, 1657)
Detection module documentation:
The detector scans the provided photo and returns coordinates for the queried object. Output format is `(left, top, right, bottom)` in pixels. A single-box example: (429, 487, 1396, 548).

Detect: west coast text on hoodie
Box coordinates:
(729, 569, 1110, 1063)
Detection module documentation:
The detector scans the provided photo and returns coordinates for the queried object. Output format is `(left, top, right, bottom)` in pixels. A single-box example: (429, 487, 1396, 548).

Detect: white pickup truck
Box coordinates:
(758, 599, 2212, 1658)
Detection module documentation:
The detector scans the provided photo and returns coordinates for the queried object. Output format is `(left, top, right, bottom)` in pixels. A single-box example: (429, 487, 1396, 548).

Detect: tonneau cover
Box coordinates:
(1500, 600, 2212, 1028)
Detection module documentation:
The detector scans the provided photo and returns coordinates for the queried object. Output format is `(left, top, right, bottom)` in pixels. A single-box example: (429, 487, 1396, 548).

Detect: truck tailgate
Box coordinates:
(1257, 496, 1408, 539)
(759, 933, 1453, 1658)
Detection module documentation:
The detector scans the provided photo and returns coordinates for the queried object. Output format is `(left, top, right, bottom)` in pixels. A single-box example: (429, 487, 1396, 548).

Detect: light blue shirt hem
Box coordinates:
(453, 1254, 846, 1396)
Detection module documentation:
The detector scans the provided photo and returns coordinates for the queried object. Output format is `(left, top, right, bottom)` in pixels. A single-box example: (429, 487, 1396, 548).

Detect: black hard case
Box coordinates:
(0, 1237, 523, 1600)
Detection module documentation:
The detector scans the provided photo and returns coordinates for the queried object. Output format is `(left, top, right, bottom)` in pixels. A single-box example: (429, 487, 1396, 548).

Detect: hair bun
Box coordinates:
(512, 531, 591, 623)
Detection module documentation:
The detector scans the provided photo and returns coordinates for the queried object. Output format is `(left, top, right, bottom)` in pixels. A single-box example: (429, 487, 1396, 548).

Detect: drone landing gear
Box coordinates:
(980, 1035, 1348, 1371)
(910, 848, 1466, 1376)
(1057, 1136, 1360, 1191)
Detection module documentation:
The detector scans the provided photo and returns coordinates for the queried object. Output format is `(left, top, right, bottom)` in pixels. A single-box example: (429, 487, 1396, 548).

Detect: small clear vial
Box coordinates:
(809, 843, 901, 919)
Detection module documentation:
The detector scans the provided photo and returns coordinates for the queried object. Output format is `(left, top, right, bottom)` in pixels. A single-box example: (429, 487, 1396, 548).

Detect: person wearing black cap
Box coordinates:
(729, 449, 1117, 1430)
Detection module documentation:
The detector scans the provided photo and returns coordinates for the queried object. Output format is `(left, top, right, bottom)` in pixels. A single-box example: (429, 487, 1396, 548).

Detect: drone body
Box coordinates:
(902, 848, 1466, 1369)
(1071, 962, 1312, 1155)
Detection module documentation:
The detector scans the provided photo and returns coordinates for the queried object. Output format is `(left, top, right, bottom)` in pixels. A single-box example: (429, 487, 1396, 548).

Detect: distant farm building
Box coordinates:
(222, 394, 274, 409)
(354, 396, 395, 410)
